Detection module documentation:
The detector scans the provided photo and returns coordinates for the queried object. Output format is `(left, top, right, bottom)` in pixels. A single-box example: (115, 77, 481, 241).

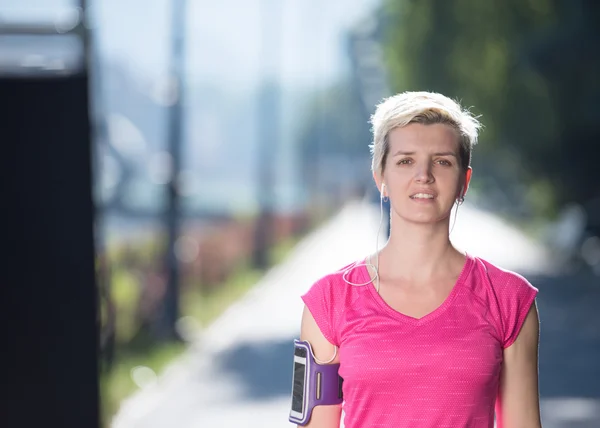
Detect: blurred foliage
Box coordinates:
(181, 263, 263, 328)
(100, 338, 186, 428)
(98, 229, 303, 427)
(381, 0, 600, 219)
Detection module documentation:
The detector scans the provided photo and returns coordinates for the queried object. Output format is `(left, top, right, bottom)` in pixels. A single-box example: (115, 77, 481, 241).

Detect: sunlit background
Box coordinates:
(3, 0, 599, 427)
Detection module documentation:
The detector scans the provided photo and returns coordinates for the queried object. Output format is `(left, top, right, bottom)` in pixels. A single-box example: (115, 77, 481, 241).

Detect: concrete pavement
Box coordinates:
(112, 199, 600, 428)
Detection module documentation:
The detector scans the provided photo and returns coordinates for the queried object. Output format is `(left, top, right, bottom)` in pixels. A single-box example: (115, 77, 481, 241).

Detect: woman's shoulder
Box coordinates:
(467, 255, 539, 348)
(469, 255, 535, 289)
(466, 254, 538, 308)
(301, 259, 368, 346)
(308, 259, 366, 291)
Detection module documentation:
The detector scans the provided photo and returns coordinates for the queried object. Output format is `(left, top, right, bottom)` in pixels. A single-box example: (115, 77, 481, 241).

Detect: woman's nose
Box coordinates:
(414, 162, 434, 183)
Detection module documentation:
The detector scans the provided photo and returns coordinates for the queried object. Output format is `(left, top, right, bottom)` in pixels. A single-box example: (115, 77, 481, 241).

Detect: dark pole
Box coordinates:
(0, 3, 99, 426)
(253, 0, 282, 269)
(159, 0, 186, 339)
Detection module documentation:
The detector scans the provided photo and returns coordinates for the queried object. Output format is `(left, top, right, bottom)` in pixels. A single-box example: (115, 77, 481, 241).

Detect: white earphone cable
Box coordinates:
(341, 186, 386, 291)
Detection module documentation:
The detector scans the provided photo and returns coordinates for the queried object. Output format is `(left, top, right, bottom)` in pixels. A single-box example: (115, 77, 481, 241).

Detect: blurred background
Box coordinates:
(2, 0, 599, 427)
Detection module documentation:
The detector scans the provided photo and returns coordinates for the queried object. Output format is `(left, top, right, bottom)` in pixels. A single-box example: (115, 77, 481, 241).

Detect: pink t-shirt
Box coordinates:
(301, 253, 538, 428)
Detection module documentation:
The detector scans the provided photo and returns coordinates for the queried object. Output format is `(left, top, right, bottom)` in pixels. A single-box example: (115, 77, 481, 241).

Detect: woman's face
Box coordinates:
(379, 123, 470, 225)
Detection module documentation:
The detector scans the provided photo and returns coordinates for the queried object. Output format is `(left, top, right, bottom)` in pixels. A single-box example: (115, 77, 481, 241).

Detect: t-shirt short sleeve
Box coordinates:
(495, 271, 539, 349)
(301, 275, 345, 347)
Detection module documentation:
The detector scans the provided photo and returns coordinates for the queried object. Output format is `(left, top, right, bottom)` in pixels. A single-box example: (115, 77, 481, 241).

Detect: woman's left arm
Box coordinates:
(497, 300, 542, 428)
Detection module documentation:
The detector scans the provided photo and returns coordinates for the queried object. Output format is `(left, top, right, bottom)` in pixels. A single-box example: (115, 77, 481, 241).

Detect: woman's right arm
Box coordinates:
(298, 305, 342, 428)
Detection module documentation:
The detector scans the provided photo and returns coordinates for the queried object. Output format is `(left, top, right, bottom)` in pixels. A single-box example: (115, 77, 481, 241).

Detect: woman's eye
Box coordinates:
(437, 159, 452, 166)
(397, 158, 412, 165)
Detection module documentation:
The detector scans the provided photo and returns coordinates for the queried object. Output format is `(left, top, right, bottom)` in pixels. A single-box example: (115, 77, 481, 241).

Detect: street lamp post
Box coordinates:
(159, 0, 187, 339)
(253, 0, 282, 269)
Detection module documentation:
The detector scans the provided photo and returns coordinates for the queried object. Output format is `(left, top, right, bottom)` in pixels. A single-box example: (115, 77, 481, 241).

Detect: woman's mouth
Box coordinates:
(410, 193, 435, 200)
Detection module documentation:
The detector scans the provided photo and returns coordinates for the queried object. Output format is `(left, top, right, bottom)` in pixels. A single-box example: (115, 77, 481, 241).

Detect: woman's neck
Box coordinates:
(376, 217, 464, 283)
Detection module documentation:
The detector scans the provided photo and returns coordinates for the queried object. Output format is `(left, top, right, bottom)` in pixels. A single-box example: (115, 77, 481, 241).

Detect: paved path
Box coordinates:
(112, 200, 600, 428)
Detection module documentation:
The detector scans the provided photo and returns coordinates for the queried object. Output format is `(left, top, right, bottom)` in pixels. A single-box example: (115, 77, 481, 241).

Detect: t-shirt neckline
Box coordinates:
(357, 253, 474, 325)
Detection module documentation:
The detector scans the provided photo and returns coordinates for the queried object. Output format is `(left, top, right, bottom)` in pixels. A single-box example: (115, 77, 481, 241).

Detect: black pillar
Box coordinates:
(0, 71, 99, 426)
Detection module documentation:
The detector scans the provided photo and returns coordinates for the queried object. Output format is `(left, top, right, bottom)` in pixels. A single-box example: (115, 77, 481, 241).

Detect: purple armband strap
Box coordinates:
(289, 339, 343, 426)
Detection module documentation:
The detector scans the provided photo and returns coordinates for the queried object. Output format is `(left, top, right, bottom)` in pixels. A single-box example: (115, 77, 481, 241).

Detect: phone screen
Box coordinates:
(292, 361, 306, 412)
(290, 346, 308, 419)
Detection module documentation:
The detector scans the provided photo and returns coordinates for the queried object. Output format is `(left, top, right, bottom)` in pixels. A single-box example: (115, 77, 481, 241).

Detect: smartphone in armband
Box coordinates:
(289, 340, 343, 426)
(290, 344, 309, 421)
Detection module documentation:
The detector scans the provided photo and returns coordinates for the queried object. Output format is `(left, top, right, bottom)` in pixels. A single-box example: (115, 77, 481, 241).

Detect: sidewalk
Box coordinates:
(112, 200, 600, 428)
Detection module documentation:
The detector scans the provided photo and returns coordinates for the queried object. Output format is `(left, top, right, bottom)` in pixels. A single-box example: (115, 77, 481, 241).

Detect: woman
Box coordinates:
(299, 91, 541, 427)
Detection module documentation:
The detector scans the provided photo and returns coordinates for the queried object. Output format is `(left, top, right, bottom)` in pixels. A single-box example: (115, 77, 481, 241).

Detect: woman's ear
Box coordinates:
(373, 171, 384, 195)
(461, 167, 473, 198)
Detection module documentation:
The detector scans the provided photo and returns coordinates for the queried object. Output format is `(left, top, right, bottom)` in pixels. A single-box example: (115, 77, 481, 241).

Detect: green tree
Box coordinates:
(381, 0, 600, 217)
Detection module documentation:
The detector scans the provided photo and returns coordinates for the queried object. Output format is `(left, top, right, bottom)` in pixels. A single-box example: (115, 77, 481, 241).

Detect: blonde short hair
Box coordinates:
(369, 91, 482, 175)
